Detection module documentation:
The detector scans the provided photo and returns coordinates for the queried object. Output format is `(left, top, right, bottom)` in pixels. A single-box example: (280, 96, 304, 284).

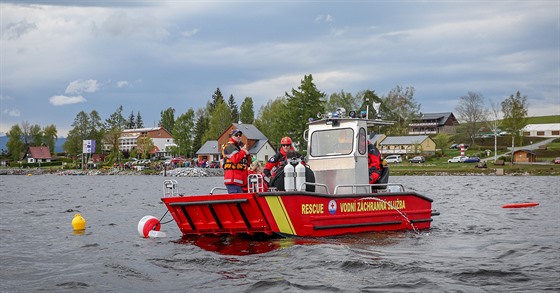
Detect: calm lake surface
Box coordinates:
(1, 175, 558, 292)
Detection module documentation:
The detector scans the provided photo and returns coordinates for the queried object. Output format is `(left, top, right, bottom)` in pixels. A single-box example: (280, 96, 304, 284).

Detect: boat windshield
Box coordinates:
(310, 128, 354, 157)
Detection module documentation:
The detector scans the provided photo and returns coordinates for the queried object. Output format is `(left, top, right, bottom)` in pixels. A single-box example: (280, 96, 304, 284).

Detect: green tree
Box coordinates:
(104, 106, 126, 161)
(239, 97, 255, 124)
(20, 121, 31, 146)
(254, 97, 288, 149)
(88, 110, 104, 152)
(63, 128, 83, 157)
(173, 108, 196, 157)
(105, 105, 126, 130)
(159, 107, 175, 134)
(29, 124, 43, 146)
(228, 94, 239, 123)
(283, 74, 326, 150)
(432, 133, 451, 157)
(501, 91, 528, 147)
(126, 111, 136, 129)
(356, 90, 383, 119)
(64, 111, 103, 157)
(6, 124, 24, 161)
(136, 136, 154, 159)
(382, 86, 421, 135)
(193, 108, 209, 154)
(209, 88, 225, 112)
(43, 124, 58, 154)
(136, 111, 144, 128)
(455, 92, 487, 146)
(325, 90, 361, 114)
(204, 101, 232, 142)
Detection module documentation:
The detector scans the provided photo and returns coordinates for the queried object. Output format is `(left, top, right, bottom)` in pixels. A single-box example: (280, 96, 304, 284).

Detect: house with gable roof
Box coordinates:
(409, 112, 459, 135)
(23, 146, 52, 163)
(379, 135, 436, 157)
(196, 123, 276, 164)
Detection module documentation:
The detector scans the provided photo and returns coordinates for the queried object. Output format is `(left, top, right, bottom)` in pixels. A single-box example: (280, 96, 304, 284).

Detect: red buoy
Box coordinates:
(502, 202, 539, 208)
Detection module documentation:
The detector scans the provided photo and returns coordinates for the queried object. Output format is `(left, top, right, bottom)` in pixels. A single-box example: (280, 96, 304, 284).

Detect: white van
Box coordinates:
(384, 155, 402, 164)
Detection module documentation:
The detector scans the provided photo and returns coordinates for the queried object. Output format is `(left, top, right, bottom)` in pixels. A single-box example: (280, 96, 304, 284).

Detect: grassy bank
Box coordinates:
(388, 162, 559, 176)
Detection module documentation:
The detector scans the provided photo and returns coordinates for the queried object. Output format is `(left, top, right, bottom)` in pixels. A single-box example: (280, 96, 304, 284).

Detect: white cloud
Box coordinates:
(3, 108, 21, 117)
(65, 79, 100, 95)
(315, 14, 333, 23)
(49, 95, 87, 105)
(117, 81, 129, 88)
(181, 28, 199, 37)
(0, 95, 13, 101)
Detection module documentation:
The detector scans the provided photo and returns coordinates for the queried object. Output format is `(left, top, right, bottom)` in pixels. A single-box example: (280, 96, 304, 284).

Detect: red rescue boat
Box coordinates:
(161, 109, 437, 238)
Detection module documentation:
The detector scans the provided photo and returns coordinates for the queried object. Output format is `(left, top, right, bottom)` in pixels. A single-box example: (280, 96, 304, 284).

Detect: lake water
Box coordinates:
(1, 175, 558, 292)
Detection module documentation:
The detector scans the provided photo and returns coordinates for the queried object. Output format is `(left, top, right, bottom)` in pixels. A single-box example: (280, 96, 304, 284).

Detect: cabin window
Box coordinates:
(310, 128, 354, 156)
(358, 127, 366, 155)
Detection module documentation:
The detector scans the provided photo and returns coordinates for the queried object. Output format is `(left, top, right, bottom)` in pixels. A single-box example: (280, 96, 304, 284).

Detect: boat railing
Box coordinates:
(163, 179, 179, 197)
(333, 183, 405, 194)
(210, 187, 228, 194)
(248, 174, 265, 193)
(298, 182, 330, 194)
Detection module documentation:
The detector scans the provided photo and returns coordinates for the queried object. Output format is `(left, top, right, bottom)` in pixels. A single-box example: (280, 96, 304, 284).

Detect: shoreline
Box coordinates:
(0, 167, 557, 176)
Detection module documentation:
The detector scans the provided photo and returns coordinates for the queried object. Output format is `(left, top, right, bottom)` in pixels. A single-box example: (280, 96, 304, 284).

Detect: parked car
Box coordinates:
(448, 156, 468, 163)
(554, 157, 560, 164)
(463, 156, 480, 163)
(384, 155, 402, 164)
(166, 157, 186, 165)
(408, 156, 425, 163)
(208, 161, 221, 168)
(449, 143, 469, 150)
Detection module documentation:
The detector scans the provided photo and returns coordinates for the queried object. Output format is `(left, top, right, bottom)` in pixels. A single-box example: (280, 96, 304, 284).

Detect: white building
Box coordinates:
(103, 127, 177, 157)
(522, 124, 560, 138)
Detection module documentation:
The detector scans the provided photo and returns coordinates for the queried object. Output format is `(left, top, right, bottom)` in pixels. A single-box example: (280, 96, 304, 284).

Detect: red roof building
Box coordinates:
(24, 146, 52, 163)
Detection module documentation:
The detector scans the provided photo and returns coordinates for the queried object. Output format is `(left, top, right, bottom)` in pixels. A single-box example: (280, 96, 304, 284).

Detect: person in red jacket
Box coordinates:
(222, 129, 251, 193)
(263, 136, 298, 181)
(368, 140, 382, 184)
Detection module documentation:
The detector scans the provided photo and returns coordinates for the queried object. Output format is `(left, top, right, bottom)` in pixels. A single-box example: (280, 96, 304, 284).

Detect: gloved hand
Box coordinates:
(263, 169, 271, 177)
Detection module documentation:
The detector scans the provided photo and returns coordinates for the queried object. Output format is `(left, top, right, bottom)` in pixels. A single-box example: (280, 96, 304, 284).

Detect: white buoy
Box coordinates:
(137, 215, 164, 238)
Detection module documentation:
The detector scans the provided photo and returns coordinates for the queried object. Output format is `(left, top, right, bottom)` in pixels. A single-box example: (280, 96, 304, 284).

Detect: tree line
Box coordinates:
(3, 74, 529, 162)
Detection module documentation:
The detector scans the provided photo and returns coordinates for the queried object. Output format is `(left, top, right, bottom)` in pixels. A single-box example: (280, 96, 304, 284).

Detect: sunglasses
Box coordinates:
(234, 133, 242, 137)
(282, 144, 291, 147)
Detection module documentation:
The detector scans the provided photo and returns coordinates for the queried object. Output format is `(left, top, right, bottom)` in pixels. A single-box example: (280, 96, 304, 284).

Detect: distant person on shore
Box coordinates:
(222, 129, 251, 193)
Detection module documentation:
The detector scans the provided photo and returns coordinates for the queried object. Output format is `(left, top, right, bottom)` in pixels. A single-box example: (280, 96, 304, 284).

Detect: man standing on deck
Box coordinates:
(222, 129, 251, 193)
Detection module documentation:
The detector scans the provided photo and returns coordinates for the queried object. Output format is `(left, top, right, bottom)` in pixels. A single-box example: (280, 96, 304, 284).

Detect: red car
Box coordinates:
(554, 157, 560, 164)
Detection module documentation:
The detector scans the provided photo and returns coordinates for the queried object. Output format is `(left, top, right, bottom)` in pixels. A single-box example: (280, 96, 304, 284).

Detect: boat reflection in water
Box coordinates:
(177, 235, 310, 256)
(176, 230, 416, 256)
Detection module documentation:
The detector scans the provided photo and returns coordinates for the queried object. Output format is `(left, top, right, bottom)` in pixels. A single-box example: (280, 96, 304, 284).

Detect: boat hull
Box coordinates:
(162, 191, 433, 237)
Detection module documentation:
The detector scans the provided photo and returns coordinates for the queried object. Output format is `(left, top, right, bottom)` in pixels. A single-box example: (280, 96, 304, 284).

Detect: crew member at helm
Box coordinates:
(264, 136, 300, 180)
(222, 129, 251, 193)
(368, 140, 382, 184)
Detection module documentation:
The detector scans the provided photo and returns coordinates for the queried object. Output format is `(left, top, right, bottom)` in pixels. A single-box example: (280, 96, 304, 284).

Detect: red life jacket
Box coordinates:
(222, 139, 250, 186)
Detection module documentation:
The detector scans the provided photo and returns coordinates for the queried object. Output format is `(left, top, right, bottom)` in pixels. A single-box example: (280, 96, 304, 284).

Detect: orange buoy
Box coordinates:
(502, 202, 539, 208)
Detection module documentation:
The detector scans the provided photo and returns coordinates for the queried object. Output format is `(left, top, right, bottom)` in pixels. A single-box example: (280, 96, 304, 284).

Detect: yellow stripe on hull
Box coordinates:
(265, 196, 296, 235)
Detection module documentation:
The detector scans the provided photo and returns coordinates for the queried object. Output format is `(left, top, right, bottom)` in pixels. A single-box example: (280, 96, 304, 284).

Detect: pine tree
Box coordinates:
(127, 111, 136, 129)
(283, 74, 325, 150)
(136, 111, 144, 128)
(239, 97, 255, 124)
(228, 94, 239, 123)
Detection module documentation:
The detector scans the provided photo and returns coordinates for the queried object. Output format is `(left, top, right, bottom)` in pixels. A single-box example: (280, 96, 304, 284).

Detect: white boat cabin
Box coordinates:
(306, 111, 392, 194)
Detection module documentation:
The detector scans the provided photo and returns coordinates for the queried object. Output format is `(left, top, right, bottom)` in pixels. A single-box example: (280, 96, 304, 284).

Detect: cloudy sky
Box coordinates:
(1, 1, 559, 136)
